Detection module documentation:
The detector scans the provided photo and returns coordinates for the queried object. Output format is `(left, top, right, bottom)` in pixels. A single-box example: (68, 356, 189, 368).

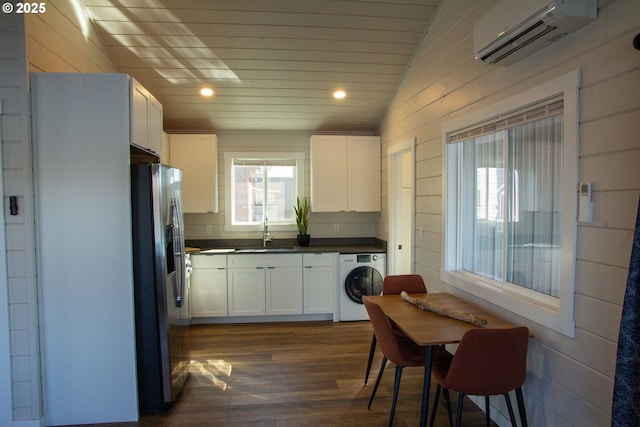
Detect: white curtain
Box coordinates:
(458, 115, 563, 297)
(507, 116, 563, 296)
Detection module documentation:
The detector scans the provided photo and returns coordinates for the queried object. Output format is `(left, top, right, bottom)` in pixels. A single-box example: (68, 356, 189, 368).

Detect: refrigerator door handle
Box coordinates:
(170, 198, 186, 307)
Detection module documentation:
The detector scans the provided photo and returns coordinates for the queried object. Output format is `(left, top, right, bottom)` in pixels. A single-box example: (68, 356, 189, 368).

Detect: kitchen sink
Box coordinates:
(200, 248, 235, 254)
(233, 247, 297, 253)
(199, 247, 298, 254)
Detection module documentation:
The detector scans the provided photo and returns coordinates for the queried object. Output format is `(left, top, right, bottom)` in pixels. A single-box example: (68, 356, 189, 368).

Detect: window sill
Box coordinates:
(441, 270, 575, 338)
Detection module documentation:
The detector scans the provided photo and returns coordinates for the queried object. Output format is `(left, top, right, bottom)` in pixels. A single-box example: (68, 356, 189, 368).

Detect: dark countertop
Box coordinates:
(186, 237, 386, 255)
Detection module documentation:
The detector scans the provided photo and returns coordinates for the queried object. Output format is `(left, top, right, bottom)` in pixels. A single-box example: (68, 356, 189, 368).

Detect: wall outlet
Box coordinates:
(333, 223, 340, 232)
(205, 224, 212, 234)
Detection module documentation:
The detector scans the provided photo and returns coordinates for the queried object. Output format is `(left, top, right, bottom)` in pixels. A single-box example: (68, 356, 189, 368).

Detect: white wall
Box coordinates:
(378, 0, 640, 425)
(33, 72, 138, 426)
(179, 131, 379, 241)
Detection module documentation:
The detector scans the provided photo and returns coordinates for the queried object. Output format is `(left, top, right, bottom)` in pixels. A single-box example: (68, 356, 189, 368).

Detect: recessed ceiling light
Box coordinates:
(333, 90, 346, 99)
(200, 87, 214, 97)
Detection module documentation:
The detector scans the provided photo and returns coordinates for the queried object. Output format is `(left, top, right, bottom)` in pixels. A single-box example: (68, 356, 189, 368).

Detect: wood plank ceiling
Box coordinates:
(82, 0, 442, 132)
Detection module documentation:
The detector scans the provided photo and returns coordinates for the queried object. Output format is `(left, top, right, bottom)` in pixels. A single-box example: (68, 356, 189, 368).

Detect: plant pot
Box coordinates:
(296, 234, 310, 247)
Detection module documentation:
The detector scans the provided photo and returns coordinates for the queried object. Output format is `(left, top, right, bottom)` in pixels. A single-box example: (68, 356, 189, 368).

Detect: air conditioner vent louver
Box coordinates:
(478, 21, 557, 64)
(473, 0, 597, 65)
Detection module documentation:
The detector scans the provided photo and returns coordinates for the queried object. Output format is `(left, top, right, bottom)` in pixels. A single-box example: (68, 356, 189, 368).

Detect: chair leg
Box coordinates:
(388, 365, 404, 427)
(429, 385, 441, 427)
(455, 393, 465, 427)
(443, 388, 453, 427)
(515, 387, 528, 427)
(504, 392, 518, 427)
(485, 396, 490, 427)
(364, 334, 376, 385)
(429, 385, 453, 427)
(368, 357, 387, 409)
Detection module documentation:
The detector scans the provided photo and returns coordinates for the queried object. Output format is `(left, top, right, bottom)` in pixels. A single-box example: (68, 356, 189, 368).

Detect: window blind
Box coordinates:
(232, 158, 297, 167)
(448, 95, 563, 143)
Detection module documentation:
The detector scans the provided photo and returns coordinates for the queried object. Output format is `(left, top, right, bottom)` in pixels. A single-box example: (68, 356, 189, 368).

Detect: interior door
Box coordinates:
(388, 139, 415, 274)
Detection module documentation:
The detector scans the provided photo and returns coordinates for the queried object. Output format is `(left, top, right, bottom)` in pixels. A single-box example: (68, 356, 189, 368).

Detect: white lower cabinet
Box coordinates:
(266, 266, 303, 315)
(228, 267, 266, 315)
(192, 252, 337, 321)
(228, 254, 303, 316)
(303, 253, 337, 314)
(191, 255, 228, 317)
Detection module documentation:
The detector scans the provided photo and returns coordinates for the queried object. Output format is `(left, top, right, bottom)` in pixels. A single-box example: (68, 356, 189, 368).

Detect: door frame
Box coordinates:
(387, 137, 416, 274)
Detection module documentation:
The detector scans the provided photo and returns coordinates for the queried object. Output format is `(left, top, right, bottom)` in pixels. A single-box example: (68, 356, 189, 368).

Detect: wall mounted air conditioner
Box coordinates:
(473, 0, 597, 65)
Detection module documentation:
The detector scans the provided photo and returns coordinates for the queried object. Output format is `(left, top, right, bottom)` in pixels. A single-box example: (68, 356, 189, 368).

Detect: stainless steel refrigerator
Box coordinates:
(130, 163, 190, 412)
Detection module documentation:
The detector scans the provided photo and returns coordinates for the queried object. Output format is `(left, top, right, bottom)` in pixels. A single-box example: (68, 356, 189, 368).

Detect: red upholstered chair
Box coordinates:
(363, 296, 450, 427)
(382, 274, 427, 295)
(429, 327, 530, 427)
(364, 274, 427, 385)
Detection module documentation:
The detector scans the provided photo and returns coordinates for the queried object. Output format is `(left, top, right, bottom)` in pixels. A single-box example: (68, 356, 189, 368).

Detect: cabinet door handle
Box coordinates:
(305, 266, 313, 269)
(256, 267, 264, 270)
(267, 266, 275, 269)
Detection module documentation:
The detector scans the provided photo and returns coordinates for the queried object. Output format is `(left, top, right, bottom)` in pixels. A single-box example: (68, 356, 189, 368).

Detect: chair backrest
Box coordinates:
(442, 327, 529, 396)
(363, 296, 414, 366)
(382, 274, 427, 295)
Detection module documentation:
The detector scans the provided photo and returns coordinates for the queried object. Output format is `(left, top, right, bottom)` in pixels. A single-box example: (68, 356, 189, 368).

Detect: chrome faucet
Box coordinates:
(263, 215, 272, 247)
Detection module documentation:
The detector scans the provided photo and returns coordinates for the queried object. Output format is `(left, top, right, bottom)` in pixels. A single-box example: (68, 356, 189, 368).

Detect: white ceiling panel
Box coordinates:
(82, 0, 443, 132)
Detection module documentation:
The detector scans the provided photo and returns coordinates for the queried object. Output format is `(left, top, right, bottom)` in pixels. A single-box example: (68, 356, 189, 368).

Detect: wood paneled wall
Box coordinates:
(1, 2, 118, 424)
(0, 10, 42, 425)
(0, 11, 41, 424)
(25, 0, 116, 73)
(378, 0, 640, 425)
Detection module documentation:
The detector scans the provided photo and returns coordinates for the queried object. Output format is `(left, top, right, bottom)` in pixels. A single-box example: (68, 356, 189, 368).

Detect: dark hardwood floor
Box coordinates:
(83, 321, 495, 426)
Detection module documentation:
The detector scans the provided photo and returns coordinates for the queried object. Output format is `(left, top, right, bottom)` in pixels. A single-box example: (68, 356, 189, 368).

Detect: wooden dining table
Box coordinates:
(366, 292, 522, 427)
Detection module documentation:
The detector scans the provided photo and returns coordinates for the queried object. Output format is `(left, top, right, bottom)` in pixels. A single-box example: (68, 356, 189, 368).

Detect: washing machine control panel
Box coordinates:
(356, 254, 382, 263)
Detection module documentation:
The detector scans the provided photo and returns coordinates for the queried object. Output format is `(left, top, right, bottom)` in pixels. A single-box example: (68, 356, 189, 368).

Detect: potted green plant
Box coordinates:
(294, 196, 311, 246)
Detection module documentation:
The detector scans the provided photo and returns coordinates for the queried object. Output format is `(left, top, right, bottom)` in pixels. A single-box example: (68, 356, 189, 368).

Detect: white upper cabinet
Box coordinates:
(310, 135, 381, 212)
(310, 135, 348, 212)
(147, 96, 163, 155)
(168, 134, 218, 213)
(130, 78, 162, 156)
(347, 136, 382, 212)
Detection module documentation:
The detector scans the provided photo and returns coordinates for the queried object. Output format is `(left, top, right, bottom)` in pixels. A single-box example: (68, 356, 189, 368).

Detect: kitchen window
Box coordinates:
(225, 152, 305, 231)
(441, 71, 580, 337)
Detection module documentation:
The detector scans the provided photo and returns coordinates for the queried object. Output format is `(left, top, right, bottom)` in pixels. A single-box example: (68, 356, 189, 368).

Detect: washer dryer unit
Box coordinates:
(338, 253, 386, 321)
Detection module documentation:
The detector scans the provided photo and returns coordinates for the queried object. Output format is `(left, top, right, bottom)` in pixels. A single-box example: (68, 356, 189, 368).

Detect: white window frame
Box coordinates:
(224, 152, 305, 232)
(441, 70, 580, 338)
